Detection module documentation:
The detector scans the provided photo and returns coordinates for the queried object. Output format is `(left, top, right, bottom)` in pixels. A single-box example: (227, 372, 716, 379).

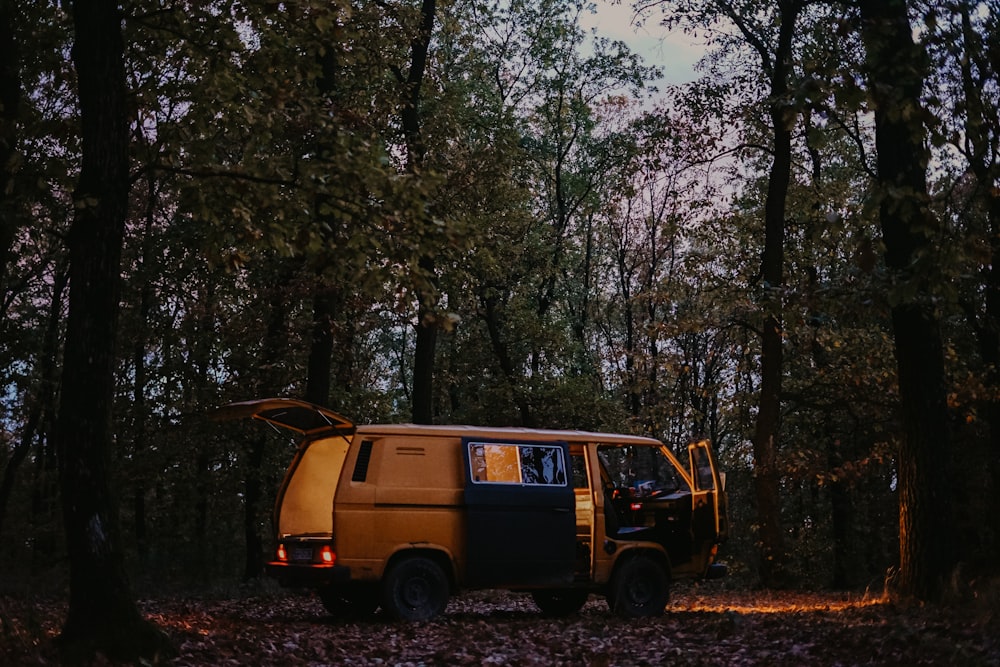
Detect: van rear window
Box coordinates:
(468, 442, 567, 486)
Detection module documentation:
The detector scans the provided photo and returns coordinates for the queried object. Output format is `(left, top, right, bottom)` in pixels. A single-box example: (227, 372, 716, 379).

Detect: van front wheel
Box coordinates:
(381, 556, 449, 621)
(608, 555, 669, 618)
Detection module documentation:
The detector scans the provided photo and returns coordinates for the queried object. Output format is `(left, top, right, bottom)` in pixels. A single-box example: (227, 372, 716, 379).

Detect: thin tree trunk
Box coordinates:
(305, 33, 345, 409)
(55, 0, 171, 659)
(402, 0, 438, 425)
(0, 0, 20, 304)
(305, 286, 336, 406)
(0, 264, 66, 540)
(130, 178, 157, 566)
(243, 263, 294, 580)
(480, 292, 534, 426)
(956, 1, 1000, 573)
(747, 0, 800, 588)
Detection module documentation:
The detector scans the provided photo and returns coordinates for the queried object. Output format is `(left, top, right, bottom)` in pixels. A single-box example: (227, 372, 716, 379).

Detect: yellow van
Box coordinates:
(216, 398, 728, 620)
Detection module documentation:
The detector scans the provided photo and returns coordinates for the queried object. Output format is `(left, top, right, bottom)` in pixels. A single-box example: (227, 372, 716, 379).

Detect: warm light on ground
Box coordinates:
(674, 590, 889, 614)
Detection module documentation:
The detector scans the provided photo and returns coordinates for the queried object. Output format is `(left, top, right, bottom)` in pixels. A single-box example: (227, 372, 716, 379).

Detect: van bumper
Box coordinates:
(266, 562, 352, 588)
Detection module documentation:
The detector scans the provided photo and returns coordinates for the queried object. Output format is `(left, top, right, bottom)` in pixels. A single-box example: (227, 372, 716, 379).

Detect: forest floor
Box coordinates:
(1, 584, 998, 666)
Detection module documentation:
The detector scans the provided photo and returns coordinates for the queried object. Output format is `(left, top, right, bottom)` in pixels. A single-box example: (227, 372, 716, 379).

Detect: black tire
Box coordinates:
(608, 555, 669, 618)
(318, 584, 379, 619)
(531, 589, 590, 617)
(380, 556, 449, 621)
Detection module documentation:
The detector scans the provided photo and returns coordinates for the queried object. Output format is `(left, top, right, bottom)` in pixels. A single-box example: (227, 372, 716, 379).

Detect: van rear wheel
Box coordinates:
(608, 555, 669, 618)
(381, 556, 449, 621)
(531, 589, 589, 617)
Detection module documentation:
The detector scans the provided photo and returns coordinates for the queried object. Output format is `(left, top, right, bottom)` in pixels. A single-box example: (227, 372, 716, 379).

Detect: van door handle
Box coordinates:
(553, 507, 571, 513)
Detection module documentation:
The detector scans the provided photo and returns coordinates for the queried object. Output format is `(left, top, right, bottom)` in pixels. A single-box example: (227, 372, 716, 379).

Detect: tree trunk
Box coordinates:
(403, 0, 438, 425)
(955, 0, 1000, 574)
(305, 285, 337, 406)
(54, 0, 171, 660)
(480, 291, 534, 426)
(243, 435, 266, 582)
(0, 264, 66, 540)
(305, 32, 345, 410)
(130, 181, 157, 566)
(243, 263, 294, 580)
(413, 280, 438, 424)
(747, 0, 800, 588)
(0, 0, 20, 303)
(860, 0, 955, 602)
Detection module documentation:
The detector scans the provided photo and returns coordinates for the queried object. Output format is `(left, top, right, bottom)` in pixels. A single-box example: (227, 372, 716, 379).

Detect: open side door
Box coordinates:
(687, 440, 726, 544)
(212, 398, 355, 437)
(462, 438, 576, 587)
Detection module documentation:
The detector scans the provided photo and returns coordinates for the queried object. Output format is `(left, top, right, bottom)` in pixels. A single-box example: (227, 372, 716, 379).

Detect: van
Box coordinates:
(216, 398, 728, 620)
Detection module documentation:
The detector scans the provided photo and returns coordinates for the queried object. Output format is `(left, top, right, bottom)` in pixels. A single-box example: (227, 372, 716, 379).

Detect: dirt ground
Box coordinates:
(2, 584, 998, 665)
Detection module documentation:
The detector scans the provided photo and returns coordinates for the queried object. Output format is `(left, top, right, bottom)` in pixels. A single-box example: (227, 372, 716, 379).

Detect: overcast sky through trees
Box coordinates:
(584, 0, 705, 85)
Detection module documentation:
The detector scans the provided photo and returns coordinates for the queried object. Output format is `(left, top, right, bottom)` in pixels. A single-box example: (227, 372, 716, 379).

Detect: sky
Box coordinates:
(580, 0, 707, 86)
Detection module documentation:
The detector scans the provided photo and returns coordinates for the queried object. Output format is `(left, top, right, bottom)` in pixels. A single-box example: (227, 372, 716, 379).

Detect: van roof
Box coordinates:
(215, 398, 666, 447)
(356, 423, 663, 446)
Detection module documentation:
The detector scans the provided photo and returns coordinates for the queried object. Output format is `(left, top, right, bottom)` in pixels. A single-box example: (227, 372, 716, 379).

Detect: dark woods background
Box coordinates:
(1, 0, 997, 607)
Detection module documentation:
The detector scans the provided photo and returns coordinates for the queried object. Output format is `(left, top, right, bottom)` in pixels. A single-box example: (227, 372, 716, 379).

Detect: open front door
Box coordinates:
(462, 438, 576, 587)
(688, 440, 726, 545)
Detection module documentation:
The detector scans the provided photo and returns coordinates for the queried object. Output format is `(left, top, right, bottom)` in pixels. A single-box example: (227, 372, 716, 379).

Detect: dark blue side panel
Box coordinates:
(462, 438, 576, 587)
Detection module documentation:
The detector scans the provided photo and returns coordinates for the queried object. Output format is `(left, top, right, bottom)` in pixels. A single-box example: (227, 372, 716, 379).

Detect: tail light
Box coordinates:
(320, 545, 335, 565)
(276, 543, 288, 562)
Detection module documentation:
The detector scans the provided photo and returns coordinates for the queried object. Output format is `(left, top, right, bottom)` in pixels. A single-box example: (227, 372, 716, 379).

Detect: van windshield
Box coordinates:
(597, 444, 688, 498)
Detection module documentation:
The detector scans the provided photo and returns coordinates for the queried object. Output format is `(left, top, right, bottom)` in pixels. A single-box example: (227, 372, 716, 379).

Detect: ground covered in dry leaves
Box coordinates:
(2, 584, 998, 665)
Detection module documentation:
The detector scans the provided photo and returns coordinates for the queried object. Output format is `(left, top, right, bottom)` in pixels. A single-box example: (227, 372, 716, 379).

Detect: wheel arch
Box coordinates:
(384, 545, 458, 593)
(609, 546, 672, 584)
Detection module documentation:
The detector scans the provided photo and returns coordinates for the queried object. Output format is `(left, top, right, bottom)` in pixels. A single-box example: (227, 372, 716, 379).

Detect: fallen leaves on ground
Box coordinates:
(2, 585, 997, 665)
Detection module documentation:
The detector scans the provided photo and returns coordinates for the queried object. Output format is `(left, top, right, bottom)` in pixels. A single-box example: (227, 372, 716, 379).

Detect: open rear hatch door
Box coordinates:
(212, 397, 355, 437)
(215, 398, 356, 564)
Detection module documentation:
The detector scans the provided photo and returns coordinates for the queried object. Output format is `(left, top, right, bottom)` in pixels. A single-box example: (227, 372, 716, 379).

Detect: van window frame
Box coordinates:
(466, 441, 568, 487)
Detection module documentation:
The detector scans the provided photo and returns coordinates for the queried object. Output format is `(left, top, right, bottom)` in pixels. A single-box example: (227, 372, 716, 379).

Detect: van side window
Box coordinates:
(691, 446, 715, 491)
(468, 442, 567, 486)
(351, 439, 374, 482)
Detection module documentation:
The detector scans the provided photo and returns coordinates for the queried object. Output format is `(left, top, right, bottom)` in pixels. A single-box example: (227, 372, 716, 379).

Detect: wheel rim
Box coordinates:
(401, 576, 431, 609)
(626, 573, 655, 606)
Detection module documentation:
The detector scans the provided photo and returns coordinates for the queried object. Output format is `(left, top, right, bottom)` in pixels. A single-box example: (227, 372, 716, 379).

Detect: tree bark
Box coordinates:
(0, 0, 21, 301)
(747, 0, 801, 588)
(955, 0, 1000, 574)
(305, 286, 337, 406)
(304, 30, 346, 409)
(480, 291, 534, 426)
(860, 0, 955, 602)
(0, 264, 66, 541)
(54, 0, 171, 659)
(403, 0, 438, 425)
(244, 264, 294, 581)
